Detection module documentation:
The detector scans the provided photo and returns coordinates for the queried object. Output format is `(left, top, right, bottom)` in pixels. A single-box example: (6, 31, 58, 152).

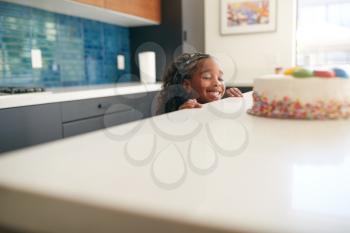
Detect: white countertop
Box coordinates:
(0, 82, 162, 109)
(0, 92, 350, 233)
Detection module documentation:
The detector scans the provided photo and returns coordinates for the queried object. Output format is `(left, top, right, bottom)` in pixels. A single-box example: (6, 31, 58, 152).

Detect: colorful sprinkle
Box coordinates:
(248, 92, 350, 120)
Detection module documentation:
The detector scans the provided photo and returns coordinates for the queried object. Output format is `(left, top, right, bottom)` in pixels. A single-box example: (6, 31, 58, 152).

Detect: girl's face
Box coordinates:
(184, 58, 225, 104)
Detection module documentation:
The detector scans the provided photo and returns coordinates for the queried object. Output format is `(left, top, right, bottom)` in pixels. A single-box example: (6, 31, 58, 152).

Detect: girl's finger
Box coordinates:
(179, 104, 190, 110)
(231, 88, 243, 97)
(179, 99, 202, 110)
(179, 101, 194, 110)
(226, 88, 236, 97)
(194, 102, 202, 108)
(224, 89, 231, 96)
(234, 88, 243, 96)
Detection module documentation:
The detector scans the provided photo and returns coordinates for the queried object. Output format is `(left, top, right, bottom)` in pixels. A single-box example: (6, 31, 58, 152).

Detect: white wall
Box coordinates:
(204, 0, 297, 86)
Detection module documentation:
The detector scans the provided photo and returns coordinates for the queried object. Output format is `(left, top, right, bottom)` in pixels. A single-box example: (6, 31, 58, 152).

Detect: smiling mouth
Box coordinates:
(207, 90, 221, 99)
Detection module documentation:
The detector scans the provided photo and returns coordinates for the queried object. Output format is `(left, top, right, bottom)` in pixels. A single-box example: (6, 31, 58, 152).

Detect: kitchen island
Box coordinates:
(0, 92, 349, 233)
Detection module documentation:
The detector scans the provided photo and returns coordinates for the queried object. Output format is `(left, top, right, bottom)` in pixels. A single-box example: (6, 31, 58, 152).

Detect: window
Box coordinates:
(296, 0, 350, 68)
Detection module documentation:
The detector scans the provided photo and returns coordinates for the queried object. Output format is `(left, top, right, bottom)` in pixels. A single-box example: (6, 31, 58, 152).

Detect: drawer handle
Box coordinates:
(98, 103, 134, 113)
(98, 103, 112, 110)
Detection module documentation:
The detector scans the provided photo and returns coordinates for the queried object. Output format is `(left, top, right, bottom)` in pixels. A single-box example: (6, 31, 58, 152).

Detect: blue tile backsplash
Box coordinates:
(0, 2, 131, 87)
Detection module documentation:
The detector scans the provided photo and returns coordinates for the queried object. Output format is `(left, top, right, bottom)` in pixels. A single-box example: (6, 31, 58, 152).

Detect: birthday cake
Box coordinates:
(248, 67, 350, 119)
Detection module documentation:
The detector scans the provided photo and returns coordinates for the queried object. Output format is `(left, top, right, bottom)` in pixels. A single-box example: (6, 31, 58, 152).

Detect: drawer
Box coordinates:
(0, 104, 62, 153)
(61, 96, 132, 122)
(63, 108, 143, 138)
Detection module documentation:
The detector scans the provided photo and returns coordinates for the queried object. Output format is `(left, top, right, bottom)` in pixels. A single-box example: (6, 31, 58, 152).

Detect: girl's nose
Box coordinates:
(212, 77, 221, 86)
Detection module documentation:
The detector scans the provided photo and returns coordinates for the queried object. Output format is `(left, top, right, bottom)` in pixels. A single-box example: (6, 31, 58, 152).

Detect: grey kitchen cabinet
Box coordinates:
(62, 91, 158, 137)
(0, 103, 63, 154)
(63, 108, 143, 137)
(0, 91, 158, 153)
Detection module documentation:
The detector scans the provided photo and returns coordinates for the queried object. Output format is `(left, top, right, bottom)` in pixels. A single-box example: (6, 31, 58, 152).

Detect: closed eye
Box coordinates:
(202, 72, 212, 79)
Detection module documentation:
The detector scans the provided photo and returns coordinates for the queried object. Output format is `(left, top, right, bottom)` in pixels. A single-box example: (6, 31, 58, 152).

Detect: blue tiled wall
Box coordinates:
(0, 2, 131, 87)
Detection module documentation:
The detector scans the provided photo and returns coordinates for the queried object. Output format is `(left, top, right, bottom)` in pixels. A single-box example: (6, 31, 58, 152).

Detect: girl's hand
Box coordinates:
(179, 99, 202, 110)
(225, 87, 243, 97)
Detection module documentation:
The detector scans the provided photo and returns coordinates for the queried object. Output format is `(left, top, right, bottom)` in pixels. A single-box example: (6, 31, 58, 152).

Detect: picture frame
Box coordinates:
(220, 0, 277, 35)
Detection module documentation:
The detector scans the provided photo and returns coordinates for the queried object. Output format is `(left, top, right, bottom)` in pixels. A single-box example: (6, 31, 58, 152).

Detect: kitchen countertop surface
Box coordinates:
(0, 92, 350, 233)
(0, 82, 162, 110)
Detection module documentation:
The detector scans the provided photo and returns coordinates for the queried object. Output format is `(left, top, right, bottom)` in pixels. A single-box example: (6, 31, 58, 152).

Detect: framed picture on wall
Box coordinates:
(220, 0, 277, 35)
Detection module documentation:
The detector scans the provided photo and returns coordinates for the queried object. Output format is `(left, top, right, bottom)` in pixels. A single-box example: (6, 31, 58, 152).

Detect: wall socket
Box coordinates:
(117, 54, 125, 70)
(31, 49, 42, 69)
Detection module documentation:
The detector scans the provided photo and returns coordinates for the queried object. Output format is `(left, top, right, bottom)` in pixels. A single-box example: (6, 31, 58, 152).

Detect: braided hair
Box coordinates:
(157, 53, 211, 114)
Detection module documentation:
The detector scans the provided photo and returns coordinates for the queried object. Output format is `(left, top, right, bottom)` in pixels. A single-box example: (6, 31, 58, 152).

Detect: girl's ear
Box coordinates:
(182, 79, 192, 92)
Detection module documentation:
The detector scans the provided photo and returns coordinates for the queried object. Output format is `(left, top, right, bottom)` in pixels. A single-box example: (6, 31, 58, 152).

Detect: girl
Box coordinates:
(157, 53, 243, 114)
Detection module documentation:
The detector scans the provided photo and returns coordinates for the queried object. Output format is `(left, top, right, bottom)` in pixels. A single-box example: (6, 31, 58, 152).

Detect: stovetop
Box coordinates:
(0, 86, 45, 94)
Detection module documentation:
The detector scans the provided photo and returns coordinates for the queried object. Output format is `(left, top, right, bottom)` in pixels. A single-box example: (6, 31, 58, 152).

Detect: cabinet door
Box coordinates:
(63, 116, 104, 138)
(0, 104, 62, 153)
(61, 91, 159, 138)
(63, 108, 143, 138)
(104, 0, 161, 22)
(61, 96, 132, 123)
(73, 0, 104, 7)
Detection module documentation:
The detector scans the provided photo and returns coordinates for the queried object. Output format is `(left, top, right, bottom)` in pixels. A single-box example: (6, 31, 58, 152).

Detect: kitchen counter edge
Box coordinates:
(0, 83, 162, 110)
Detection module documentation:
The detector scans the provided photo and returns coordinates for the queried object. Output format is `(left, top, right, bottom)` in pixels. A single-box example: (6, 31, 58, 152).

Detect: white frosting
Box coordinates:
(254, 75, 350, 102)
